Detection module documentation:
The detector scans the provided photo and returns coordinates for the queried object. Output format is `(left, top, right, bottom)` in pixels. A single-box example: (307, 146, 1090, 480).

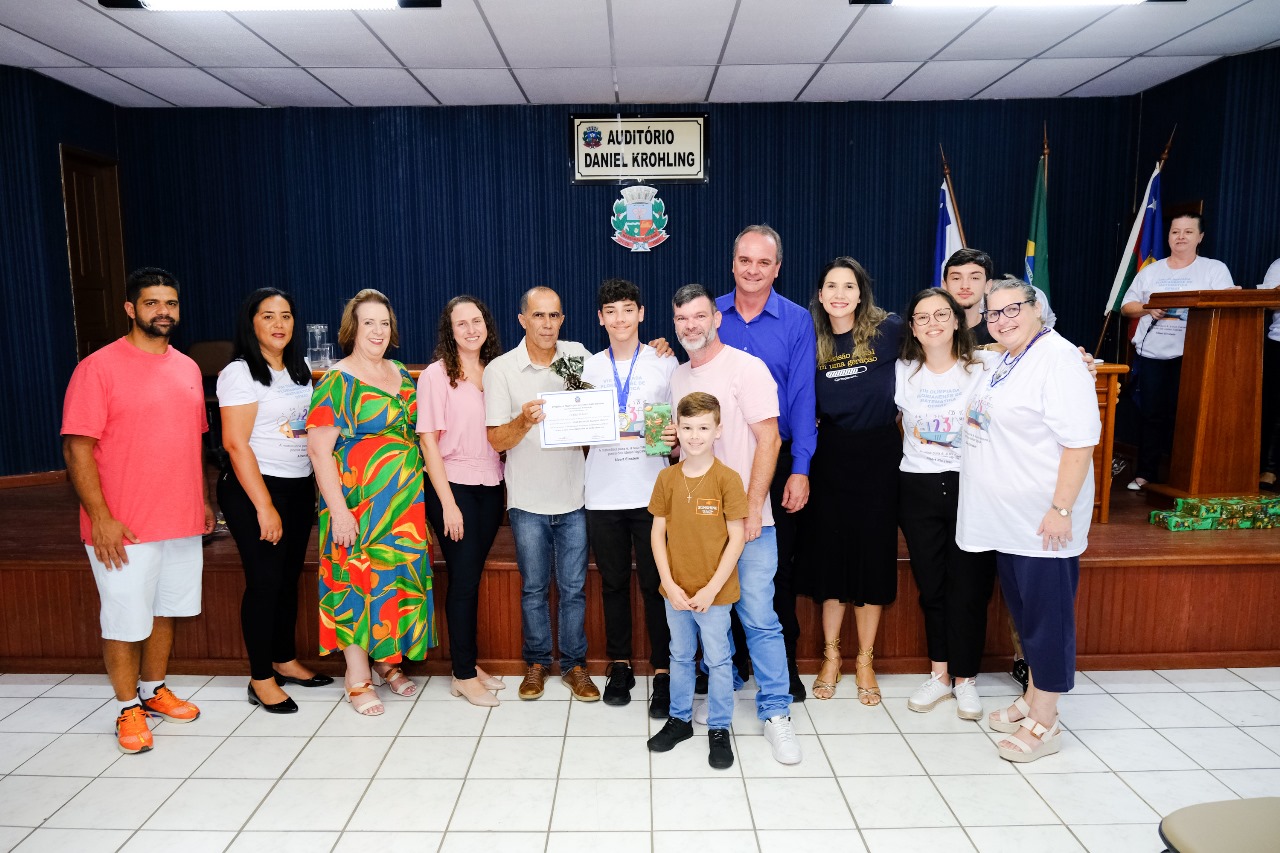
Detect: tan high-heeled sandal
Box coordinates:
(812, 638, 842, 700)
(373, 665, 417, 697)
(855, 646, 881, 706)
(345, 680, 384, 716)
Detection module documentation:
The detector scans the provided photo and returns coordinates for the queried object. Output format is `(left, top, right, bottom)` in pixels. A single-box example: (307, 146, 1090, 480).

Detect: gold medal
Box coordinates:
(618, 412, 630, 431)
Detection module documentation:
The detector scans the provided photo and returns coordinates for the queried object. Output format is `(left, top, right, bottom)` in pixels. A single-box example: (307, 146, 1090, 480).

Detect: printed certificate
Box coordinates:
(539, 388, 620, 448)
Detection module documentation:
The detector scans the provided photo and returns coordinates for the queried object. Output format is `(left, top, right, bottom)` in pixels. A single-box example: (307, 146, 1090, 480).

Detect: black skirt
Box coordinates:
(794, 420, 901, 606)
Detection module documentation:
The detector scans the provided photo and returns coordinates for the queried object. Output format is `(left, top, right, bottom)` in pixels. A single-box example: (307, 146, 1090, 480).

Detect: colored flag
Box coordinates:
(1103, 164, 1164, 314)
(1024, 154, 1049, 296)
(933, 180, 963, 287)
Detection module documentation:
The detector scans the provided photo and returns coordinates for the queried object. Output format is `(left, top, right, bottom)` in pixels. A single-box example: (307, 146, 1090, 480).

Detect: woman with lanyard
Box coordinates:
(957, 277, 1100, 763)
(795, 257, 903, 705)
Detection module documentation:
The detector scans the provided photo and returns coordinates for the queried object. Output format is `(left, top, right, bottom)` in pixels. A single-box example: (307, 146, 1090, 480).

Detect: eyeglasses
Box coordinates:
(982, 301, 1031, 324)
(910, 308, 954, 327)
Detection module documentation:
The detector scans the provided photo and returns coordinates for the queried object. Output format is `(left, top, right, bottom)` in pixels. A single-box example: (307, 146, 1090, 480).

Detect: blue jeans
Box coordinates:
(736, 528, 792, 721)
(667, 600, 733, 729)
(508, 508, 589, 670)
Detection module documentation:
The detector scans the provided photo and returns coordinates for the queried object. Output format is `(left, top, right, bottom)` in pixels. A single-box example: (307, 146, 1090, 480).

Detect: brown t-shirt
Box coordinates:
(647, 457, 747, 606)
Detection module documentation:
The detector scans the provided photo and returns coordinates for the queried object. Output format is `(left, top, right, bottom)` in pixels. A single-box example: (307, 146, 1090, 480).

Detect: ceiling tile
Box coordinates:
(411, 68, 525, 105)
(799, 62, 920, 102)
(831, 7, 984, 63)
(208, 67, 346, 107)
(512, 67, 616, 104)
(613, 0, 736, 66)
(0, 24, 84, 67)
(309, 67, 436, 106)
(1147, 1, 1280, 56)
(109, 66, 260, 107)
(936, 7, 1113, 61)
(0, 0, 186, 67)
(37, 66, 170, 107)
(479, 0, 611, 68)
(361, 6, 503, 68)
(885, 59, 1023, 101)
(98, 9, 291, 68)
(233, 10, 398, 68)
(1044, 0, 1249, 59)
(709, 64, 817, 103)
(974, 57, 1126, 100)
(1067, 55, 1217, 97)
(615, 67, 715, 104)
(721, 0, 861, 65)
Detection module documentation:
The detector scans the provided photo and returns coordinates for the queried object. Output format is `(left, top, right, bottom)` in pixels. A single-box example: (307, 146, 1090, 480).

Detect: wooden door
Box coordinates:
(61, 146, 127, 359)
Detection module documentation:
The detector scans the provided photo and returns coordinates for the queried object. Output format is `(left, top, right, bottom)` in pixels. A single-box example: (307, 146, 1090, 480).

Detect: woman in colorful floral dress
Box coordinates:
(306, 289, 435, 716)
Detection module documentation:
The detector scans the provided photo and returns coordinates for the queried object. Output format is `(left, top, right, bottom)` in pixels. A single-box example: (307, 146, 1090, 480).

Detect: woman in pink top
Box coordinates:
(417, 296, 507, 706)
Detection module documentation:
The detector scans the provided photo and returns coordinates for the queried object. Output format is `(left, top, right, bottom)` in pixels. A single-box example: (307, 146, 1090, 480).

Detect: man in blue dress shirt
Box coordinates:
(715, 224, 817, 701)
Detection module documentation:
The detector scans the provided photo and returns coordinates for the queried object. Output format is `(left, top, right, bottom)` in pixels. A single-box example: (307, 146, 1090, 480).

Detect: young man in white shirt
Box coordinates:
(582, 279, 678, 714)
(1121, 213, 1236, 489)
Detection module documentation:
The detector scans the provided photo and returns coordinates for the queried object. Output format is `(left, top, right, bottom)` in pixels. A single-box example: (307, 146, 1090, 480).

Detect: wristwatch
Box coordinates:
(1051, 504, 1071, 517)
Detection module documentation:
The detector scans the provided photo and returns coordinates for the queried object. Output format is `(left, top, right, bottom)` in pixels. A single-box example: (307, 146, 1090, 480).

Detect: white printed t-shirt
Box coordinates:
(1262, 258, 1280, 343)
(216, 359, 313, 479)
(669, 344, 779, 528)
(957, 331, 1101, 558)
(583, 344, 677, 510)
(483, 337, 591, 514)
(895, 351, 998, 474)
(1121, 257, 1234, 359)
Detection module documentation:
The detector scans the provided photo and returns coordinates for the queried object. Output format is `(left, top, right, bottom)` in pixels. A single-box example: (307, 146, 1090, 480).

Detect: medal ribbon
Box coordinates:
(608, 343, 642, 421)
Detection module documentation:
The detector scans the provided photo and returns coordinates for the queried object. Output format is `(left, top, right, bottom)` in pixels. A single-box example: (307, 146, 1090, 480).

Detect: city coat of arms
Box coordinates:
(611, 185, 669, 252)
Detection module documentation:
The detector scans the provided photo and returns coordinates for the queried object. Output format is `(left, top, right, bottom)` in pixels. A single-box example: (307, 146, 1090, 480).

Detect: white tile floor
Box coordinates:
(1, 667, 1279, 852)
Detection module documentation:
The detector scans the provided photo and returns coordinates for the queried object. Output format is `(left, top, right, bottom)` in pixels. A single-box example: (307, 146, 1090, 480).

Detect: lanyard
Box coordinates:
(608, 343, 642, 415)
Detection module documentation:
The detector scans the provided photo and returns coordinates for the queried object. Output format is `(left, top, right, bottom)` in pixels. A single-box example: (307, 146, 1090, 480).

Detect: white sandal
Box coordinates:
(988, 696, 1031, 733)
(345, 680, 385, 716)
(997, 715, 1061, 763)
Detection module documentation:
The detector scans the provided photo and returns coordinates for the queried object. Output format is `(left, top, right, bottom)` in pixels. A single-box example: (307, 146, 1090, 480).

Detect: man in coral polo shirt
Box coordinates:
(62, 267, 215, 755)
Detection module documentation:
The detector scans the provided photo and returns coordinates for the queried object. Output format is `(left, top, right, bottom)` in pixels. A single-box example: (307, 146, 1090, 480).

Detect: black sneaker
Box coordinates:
(648, 673, 671, 719)
(647, 717, 694, 753)
(603, 662, 635, 706)
(789, 668, 806, 704)
(707, 728, 734, 769)
(694, 671, 708, 695)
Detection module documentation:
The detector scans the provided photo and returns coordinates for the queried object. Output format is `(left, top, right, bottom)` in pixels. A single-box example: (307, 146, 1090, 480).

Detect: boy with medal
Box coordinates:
(582, 279, 679, 714)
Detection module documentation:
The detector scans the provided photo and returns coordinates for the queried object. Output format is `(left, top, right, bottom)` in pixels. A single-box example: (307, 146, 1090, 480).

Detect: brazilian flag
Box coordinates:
(1024, 155, 1049, 297)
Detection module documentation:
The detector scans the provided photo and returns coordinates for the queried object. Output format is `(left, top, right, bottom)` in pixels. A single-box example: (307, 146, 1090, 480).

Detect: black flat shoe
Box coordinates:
(274, 672, 335, 688)
(248, 683, 298, 714)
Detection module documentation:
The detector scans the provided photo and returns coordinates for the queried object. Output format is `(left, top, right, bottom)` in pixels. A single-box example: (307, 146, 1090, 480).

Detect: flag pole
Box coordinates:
(1094, 128, 1175, 355)
(939, 143, 967, 248)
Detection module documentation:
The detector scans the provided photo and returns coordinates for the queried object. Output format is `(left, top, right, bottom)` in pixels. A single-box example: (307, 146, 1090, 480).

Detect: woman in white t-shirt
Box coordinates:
(957, 279, 1101, 764)
(896, 288, 998, 723)
(217, 288, 330, 714)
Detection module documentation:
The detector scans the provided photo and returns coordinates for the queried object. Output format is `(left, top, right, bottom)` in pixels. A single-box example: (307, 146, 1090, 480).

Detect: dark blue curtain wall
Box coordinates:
(2, 47, 1278, 476)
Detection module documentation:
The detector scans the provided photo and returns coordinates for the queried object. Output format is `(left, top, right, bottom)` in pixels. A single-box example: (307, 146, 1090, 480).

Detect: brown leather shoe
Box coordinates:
(562, 666, 601, 702)
(519, 664, 548, 700)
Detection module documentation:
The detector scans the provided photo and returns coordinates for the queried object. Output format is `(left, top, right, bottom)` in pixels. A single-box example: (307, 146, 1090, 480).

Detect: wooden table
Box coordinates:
(1093, 363, 1128, 523)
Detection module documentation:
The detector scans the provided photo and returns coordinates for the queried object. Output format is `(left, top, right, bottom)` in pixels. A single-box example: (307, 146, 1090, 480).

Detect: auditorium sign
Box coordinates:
(571, 114, 708, 184)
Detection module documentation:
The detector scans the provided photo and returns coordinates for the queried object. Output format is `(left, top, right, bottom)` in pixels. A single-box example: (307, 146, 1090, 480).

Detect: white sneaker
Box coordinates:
(763, 715, 802, 765)
(1126, 478, 1146, 491)
(953, 677, 982, 721)
(907, 672, 953, 713)
(692, 700, 708, 726)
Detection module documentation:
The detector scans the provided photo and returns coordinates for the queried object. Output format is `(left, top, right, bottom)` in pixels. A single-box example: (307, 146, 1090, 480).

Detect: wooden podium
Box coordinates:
(1144, 289, 1280, 498)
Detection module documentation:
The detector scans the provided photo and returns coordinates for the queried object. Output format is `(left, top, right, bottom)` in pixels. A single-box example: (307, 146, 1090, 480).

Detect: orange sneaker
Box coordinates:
(115, 705, 154, 754)
(140, 684, 200, 723)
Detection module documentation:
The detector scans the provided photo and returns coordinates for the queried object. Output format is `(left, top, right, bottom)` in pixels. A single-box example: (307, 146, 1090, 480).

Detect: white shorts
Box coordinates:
(87, 536, 204, 642)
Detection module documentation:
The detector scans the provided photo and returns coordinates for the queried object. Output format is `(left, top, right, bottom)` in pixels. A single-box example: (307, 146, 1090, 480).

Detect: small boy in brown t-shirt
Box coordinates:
(646, 392, 747, 770)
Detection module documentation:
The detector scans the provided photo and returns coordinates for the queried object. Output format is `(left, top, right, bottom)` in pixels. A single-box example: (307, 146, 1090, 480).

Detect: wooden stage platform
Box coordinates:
(2, 480, 1278, 677)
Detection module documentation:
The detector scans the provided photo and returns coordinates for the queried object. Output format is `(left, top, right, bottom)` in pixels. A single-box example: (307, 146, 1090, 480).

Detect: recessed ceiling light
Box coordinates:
(881, 0, 1154, 6)
(99, 0, 440, 10)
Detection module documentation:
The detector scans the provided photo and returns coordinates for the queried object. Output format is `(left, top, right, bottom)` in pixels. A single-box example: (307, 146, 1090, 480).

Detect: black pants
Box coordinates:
(898, 471, 996, 678)
(587, 507, 670, 669)
(768, 441, 801, 679)
(1263, 338, 1280, 476)
(218, 470, 316, 682)
(424, 481, 505, 680)
(1134, 354, 1182, 482)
